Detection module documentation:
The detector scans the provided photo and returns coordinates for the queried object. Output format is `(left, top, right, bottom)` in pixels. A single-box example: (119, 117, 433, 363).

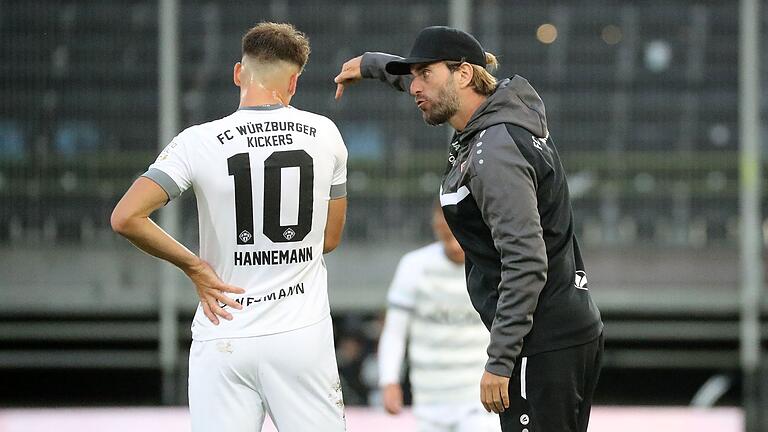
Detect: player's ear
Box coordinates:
(233, 62, 243, 87)
(287, 72, 299, 96)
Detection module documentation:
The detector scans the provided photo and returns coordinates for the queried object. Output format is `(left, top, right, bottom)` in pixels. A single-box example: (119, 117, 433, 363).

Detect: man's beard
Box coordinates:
(421, 78, 460, 126)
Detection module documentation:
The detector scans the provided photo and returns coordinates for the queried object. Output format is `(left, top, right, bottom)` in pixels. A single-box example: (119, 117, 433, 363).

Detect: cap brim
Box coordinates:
(385, 57, 439, 75)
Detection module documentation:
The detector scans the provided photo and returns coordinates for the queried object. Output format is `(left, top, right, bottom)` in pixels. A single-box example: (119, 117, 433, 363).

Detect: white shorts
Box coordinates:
(188, 316, 346, 432)
(414, 402, 501, 432)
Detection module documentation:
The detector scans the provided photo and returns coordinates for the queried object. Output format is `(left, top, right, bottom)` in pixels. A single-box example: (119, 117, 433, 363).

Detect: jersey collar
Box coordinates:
(238, 103, 285, 111)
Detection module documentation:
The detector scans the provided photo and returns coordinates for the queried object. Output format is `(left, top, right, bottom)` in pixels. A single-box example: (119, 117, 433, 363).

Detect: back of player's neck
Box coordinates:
(239, 86, 286, 109)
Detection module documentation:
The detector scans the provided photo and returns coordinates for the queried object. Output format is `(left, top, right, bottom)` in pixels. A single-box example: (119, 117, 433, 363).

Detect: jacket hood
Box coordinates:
(459, 75, 549, 141)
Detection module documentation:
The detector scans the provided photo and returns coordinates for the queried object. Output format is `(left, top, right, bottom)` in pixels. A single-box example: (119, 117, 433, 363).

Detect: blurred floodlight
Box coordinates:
(536, 23, 558, 44)
(644, 40, 672, 72)
(601, 25, 623, 45)
(708, 124, 731, 147)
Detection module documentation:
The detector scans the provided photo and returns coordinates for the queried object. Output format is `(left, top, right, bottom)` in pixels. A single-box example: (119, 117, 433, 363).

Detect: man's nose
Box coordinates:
(409, 79, 420, 96)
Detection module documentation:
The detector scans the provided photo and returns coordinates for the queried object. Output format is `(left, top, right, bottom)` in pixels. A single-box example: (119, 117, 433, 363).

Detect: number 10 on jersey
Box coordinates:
(227, 150, 314, 245)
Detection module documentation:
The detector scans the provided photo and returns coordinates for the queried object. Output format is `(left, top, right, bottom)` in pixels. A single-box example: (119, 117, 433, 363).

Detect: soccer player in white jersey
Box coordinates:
(378, 204, 500, 432)
(110, 22, 348, 432)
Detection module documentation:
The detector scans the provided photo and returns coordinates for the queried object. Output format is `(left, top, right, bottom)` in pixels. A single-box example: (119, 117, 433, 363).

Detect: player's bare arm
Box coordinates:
(110, 177, 245, 325)
(323, 197, 347, 253)
(480, 369, 510, 414)
(333, 55, 363, 100)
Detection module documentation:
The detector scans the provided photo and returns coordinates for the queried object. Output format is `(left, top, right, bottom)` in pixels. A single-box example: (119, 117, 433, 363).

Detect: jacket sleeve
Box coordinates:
(360, 52, 412, 93)
(467, 127, 548, 378)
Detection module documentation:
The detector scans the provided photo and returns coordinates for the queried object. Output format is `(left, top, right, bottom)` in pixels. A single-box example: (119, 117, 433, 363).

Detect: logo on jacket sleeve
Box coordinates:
(575, 270, 588, 290)
(532, 136, 547, 151)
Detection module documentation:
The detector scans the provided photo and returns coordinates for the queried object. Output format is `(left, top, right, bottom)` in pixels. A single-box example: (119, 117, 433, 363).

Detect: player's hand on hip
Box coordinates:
(480, 370, 510, 414)
(184, 259, 245, 325)
(381, 383, 403, 415)
(333, 55, 363, 100)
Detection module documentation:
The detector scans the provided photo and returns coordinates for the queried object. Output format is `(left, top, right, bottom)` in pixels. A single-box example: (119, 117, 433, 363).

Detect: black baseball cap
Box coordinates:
(385, 26, 486, 75)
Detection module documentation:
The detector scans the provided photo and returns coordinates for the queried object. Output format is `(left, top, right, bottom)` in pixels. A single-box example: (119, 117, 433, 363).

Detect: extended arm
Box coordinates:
(334, 52, 413, 99)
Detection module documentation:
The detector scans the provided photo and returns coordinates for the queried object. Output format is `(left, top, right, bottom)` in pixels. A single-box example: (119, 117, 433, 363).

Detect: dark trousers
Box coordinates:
(499, 333, 604, 432)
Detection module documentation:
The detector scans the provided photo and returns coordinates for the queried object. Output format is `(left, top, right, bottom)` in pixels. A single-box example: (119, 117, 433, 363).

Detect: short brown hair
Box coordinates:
(447, 52, 499, 96)
(241, 22, 310, 72)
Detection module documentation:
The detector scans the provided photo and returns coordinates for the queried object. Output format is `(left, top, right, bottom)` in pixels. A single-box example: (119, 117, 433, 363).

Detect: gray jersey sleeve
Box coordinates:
(142, 168, 181, 201)
(329, 183, 347, 199)
(360, 52, 413, 93)
(467, 126, 548, 377)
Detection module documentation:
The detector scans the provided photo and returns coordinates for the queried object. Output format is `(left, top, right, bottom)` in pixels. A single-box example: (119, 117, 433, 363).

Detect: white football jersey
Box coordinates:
(143, 104, 347, 341)
(387, 242, 490, 405)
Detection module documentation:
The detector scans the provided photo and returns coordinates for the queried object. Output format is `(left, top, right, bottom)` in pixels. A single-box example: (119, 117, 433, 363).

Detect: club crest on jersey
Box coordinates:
(283, 228, 296, 241)
(238, 230, 252, 243)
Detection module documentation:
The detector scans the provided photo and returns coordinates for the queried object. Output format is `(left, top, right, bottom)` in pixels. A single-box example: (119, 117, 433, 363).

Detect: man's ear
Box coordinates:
(233, 62, 243, 87)
(457, 62, 474, 89)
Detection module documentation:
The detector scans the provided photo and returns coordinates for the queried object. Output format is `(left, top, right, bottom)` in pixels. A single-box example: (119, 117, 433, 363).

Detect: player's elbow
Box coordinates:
(110, 207, 134, 237)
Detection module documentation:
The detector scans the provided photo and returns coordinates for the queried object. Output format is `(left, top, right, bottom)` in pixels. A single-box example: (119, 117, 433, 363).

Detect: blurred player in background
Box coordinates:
(335, 26, 603, 432)
(378, 203, 500, 432)
(111, 22, 348, 432)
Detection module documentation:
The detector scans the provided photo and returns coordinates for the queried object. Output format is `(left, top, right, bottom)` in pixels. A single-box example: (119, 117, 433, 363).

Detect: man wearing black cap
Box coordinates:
(335, 26, 604, 432)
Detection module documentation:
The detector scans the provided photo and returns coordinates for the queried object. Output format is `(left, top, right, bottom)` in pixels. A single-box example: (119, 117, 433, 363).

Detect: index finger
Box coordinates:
(220, 284, 246, 294)
(501, 382, 510, 409)
(335, 83, 345, 100)
(334, 65, 355, 83)
(214, 292, 243, 310)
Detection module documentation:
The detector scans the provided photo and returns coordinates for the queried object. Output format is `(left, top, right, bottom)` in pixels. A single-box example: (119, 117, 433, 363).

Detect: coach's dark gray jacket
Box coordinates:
(362, 53, 603, 377)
